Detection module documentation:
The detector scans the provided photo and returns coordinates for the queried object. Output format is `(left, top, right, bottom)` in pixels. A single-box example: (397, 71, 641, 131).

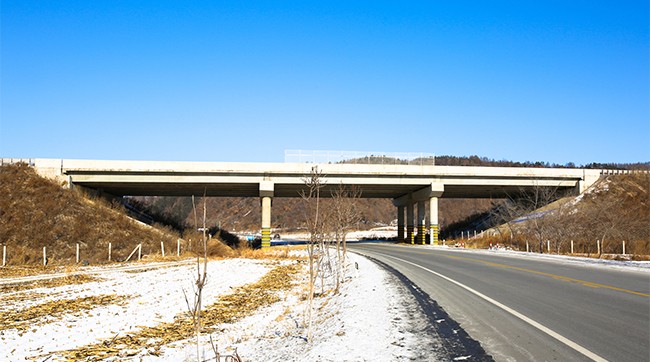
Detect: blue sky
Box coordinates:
(1, 1, 648, 165)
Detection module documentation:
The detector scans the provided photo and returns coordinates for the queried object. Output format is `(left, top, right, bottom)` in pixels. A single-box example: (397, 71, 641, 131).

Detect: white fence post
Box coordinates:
(138, 243, 142, 261)
(43, 246, 47, 266)
(2, 245, 6, 266)
(161, 241, 165, 258)
(526, 240, 529, 253)
(177, 239, 181, 256)
(108, 242, 112, 261)
(597, 240, 601, 255)
(571, 240, 574, 254)
(547, 240, 551, 253)
(76, 243, 80, 263)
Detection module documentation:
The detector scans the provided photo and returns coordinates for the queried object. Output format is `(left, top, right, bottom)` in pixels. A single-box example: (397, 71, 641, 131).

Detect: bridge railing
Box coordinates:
(600, 169, 650, 175)
(1, 158, 35, 166)
(284, 150, 436, 165)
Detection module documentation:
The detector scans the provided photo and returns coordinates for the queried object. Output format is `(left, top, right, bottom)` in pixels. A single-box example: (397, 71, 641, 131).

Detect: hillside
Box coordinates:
(463, 173, 650, 257)
(0, 163, 182, 265)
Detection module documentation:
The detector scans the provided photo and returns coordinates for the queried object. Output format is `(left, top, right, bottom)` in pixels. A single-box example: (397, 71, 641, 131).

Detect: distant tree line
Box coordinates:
(433, 155, 650, 170)
(339, 154, 649, 170)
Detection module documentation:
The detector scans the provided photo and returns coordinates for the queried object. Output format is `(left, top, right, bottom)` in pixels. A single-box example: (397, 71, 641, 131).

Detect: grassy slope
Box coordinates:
(469, 174, 650, 255)
(0, 164, 181, 265)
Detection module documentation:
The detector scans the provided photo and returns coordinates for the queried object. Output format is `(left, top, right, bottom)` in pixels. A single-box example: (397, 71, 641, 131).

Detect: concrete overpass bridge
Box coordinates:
(22, 158, 602, 247)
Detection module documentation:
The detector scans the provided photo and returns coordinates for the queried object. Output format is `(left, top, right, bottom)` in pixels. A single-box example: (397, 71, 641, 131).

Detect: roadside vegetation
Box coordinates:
(454, 174, 650, 259)
(0, 163, 262, 267)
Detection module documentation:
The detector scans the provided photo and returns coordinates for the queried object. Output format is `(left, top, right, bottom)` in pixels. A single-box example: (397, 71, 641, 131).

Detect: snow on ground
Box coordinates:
(1, 259, 271, 361)
(1, 252, 441, 361)
(281, 227, 397, 241)
(415, 244, 650, 271)
(154, 252, 439, 362)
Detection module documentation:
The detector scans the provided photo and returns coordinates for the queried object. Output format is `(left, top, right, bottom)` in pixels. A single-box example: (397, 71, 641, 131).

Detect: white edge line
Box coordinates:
(380, 253, 608, 362)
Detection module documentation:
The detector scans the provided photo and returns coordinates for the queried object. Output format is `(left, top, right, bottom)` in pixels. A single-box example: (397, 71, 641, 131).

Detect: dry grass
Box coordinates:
(0, 291, 47, 305)
(454, 174, 650, 257)
(0, 294, 128, 332)
(0, 164, 182, 266)
(0, 274, 101, 293)
(236, 245, 304, 260)
(59, 262, 302, 361)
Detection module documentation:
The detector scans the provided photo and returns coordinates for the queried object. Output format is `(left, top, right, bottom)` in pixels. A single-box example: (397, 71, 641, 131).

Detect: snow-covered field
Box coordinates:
(1, 252, 441, 361)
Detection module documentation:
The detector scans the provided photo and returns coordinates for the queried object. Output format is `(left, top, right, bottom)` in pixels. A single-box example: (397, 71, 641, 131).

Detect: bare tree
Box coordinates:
(299, 166, 325, 343)
(493, 182, 564, 252)
(575, 175, 649, 256)
(182, 194, 209, 362)
(489, 200, 525, 248)
(330, 183, 361, 292)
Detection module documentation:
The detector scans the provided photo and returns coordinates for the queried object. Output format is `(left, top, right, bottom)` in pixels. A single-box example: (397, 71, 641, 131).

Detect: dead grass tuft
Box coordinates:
(0, 294, 128, 332)
(0, 274, 101, 293)
(237, 245, 306, 260)
(59, 262, 302, 361)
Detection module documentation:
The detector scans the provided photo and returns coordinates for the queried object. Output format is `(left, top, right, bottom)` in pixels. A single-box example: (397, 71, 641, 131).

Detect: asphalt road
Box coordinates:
(350, 244, 650, 362)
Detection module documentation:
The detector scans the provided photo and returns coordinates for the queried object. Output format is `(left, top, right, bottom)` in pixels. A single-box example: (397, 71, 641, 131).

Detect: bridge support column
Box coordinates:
(397, 206, 405, 243)
(430, 196, 439, 246)
(259, 181, 274, 248)
(407, 201, 415, 244)
(261, 197, 271, 248)
(418, 200, 426, 244)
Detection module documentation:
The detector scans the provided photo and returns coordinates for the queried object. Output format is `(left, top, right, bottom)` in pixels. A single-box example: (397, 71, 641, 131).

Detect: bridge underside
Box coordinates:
(69, 179, 577, 199)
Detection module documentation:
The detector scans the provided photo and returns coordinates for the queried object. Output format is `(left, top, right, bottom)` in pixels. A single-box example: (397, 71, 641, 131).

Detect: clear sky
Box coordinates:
(1, 1, 648, 166)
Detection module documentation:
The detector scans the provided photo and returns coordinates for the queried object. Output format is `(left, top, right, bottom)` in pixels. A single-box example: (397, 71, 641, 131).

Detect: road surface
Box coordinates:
(350, 244, 650, 361)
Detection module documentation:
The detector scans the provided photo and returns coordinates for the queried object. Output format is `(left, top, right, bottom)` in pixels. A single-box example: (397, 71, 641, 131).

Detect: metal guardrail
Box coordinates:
(1, 158, 35, 166)
(284, 150, 436, 165)
(599, 169, 649, 175)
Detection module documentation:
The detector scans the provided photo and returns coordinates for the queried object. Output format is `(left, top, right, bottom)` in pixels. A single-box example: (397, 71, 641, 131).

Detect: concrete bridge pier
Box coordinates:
(430, 196, 439, 245)
(396, 206, 405, 243)
(394, 183, 444, 246)
(259, 181, 274, 248)
(418, 200, 426, 244)
(407, 201, 415, 244)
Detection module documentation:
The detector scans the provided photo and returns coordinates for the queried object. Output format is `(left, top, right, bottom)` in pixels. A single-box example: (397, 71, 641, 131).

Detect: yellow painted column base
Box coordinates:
(261, 228, 271, 248)
(419, 225, 426, 244)
(431, 225, 439, 246)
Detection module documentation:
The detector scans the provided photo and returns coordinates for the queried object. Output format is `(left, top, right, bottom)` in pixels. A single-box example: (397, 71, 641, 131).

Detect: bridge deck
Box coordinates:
(27, 159, 601, 199)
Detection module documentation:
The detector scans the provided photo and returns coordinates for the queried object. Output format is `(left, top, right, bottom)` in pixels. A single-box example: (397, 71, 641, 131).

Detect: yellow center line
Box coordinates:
(439, 254, 650, 297)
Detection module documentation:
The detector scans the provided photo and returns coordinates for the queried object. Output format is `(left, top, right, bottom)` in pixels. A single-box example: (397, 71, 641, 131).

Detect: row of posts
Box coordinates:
(1, 240, 183, 267)
(525, 239, 627, 255)
(457, 230, 495, 239)
(452, 232, 629, 255)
